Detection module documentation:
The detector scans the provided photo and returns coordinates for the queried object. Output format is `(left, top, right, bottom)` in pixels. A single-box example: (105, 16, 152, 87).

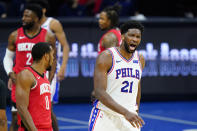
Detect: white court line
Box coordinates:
(57, 117, 88, 125)
(59, 125, 87, 129)
(140, 113, 197, 126)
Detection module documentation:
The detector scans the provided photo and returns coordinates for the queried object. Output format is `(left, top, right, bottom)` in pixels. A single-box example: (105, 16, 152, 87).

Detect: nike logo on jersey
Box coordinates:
(19, 36, 26, 39)
(37, 76, 40, 79)
(116, 60, 122, 63)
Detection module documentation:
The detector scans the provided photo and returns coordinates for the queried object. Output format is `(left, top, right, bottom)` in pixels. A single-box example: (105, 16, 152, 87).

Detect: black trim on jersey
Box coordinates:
(23, 27, 42, 39)
(30, 66, 44, 78)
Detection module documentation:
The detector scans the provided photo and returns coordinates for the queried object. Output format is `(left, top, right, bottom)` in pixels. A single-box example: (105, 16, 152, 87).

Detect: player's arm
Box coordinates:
(15, 70, 37, 131)
(94, 50, 144, 128)
(101, 32, 119, 49)
(3, 31, 17, 89)
(50, 19, 70, 81)
(45, 32, 56, 83)
(136, 54, 145, 113)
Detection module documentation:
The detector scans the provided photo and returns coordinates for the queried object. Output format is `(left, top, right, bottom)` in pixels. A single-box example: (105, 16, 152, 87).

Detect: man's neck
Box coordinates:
(119, 45, 134, 60)
(25, 26, 40, 37)
(31, 63, 46, 75)
(40, 15, 48, 25)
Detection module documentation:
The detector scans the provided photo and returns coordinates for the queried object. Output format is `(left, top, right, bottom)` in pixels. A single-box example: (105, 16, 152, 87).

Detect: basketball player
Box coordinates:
(29, 0, 70, 130)
(89, 21, 145, 131)
(3, 4, 56, 131)
(30, 0, 70, 101)
(0, 79, 7, 131)
(98, 4, 122, 54)
(16, 42, 54, 131)
(91, 4, 122, 102)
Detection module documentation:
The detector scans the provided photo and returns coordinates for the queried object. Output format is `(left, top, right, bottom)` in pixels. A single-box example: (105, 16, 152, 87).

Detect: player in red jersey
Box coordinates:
(92, 4, 122, 102)
(3, 4, 56, 131)
(16, 42, 54, 131)
(97, 4, 122, 54)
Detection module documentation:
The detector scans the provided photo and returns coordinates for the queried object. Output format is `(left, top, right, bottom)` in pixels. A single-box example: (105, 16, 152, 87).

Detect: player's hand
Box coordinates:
(57, 67, 65, 81)
(124, 111, 145, 128)
(7, 78, 12, 90)
(9, 72, 16, 83)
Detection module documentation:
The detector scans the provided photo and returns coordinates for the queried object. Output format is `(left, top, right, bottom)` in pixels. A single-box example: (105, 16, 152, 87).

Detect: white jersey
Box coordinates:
(95, 47, 142, 116)
(41, 17, 53, 34)
(42, 17, 62, 102)
(41, 17, 61, 69)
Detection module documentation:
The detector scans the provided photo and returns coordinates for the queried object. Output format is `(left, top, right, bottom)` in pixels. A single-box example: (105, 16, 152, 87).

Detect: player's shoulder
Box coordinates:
(18, 68, 32, 76)
(100, 49, 113, 57)
(8, 29, 18, 42)
(50, 18, 61, 27)
(49, 18, 62, 32)
(10, 29, 18, 36)
(17, 69, 34, 81)
(97, 49, 113, 63)
(103, 32, 117, 41)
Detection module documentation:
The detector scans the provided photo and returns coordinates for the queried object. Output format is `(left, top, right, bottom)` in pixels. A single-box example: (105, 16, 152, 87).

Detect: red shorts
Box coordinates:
(18, 126, 53, 131)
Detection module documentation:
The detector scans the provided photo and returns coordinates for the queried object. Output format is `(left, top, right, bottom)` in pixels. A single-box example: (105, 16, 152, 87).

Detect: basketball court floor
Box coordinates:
(6, 101, 197, 131)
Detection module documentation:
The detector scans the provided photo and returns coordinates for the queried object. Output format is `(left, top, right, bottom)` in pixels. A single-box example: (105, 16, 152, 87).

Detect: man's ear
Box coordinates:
(35, 16, 39, 23)
(44, 53, 49, 62)
(121, 35, 125, 41)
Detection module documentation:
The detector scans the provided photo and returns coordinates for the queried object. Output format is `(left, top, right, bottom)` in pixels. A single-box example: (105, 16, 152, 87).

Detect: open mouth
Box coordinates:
(129, 44, 137, 50)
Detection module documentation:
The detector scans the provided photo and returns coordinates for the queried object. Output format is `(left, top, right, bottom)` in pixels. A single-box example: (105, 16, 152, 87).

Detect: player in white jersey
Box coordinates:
(89, 21, 145, 131)
(29, 0, 70, 131)
(41, 17, 64, 103)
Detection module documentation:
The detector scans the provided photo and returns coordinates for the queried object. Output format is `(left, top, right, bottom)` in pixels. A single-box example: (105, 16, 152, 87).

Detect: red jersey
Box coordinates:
(98, 28, 122, 54)
(18, 67, 52, 131)
(11, 27, 47, 103)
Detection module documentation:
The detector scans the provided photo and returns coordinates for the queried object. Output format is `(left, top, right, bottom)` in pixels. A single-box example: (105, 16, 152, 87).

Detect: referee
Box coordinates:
(0, 79, 7, 131)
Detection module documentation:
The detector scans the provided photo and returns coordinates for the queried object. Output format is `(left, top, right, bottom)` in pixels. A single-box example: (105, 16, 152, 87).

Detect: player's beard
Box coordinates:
(124, 41, 135, 53)
(46, 65, 51, 71)
(23, 21, 35, 30)
(46, 58, 52, 71)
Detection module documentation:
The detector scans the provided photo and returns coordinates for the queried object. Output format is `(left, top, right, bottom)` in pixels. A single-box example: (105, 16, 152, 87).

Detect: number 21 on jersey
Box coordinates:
(121, 81, 133, 93)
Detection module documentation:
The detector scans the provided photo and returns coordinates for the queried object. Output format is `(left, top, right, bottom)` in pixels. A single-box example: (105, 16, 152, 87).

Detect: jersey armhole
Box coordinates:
(25, 68, 38, 90)
(107, 49, 115, 74)
(31, 80, 37, 90)
(137, 51, 143, 71)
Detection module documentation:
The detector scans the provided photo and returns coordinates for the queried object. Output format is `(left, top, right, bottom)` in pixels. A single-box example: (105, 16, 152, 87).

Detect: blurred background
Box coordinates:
(0, 0, 197, 130)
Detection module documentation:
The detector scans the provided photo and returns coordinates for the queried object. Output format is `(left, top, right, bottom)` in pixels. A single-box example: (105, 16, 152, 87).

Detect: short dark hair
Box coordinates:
(29, 0, 49, 10)
(32, 42, 51, 62)
(102, 4, 121, 28)
(120, 21, 144, 34)
(25, 4, 43, 20)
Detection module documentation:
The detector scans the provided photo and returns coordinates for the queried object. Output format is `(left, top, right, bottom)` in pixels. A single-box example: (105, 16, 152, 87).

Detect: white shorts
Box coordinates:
(46, 72, 59, 102)
(88, 107, 141, 131)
